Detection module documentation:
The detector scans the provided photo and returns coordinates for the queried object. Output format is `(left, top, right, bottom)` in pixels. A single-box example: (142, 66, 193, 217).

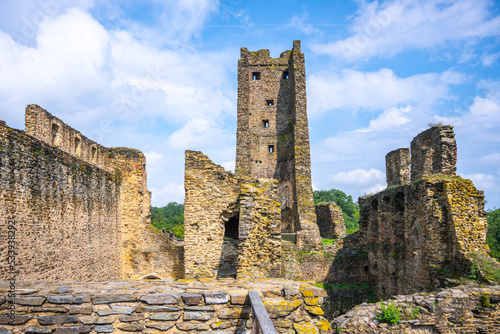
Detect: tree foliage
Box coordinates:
(486, 208, 500, 261)
(151, 202, 184, 239)
(313, 188, 360, 234)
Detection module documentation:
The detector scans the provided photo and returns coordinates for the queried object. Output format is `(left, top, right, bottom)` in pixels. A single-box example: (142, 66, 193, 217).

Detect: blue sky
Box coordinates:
(0, 0, 499, 209)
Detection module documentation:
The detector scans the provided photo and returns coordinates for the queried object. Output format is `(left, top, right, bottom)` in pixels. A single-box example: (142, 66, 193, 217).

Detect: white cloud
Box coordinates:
(330, 168, 385, 188)
(308, 68, 464, 115)
(290, 13, 322, 36)
(312, 0, 500, 61)
(481, 152, 500, 165)
(365, 105, 411, 131)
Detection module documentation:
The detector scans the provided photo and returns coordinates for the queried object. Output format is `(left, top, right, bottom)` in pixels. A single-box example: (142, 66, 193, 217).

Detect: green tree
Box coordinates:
(313, 188, 360, 234)
(486, 208, 500, 260)
(151, 202, 184, 239)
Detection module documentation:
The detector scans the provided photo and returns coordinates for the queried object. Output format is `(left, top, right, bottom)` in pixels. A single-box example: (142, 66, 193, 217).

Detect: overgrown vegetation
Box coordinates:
(377, 300, 401, 325)
(486, 208, 500, 261)
(470, 252, 500, 284)
(313, 188, 360, 234)
(322, 238, 335, 245)
(151, 202, 184, 239)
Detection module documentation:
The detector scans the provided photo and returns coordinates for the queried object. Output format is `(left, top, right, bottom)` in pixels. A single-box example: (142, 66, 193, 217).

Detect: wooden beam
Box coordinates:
(249, 290, 277, 334)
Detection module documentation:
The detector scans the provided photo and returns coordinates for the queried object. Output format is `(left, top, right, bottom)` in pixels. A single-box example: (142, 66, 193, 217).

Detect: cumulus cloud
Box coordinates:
(308, 68, 464, 115)
(329, 168, 386, 196)
(312, 0, 500, 61)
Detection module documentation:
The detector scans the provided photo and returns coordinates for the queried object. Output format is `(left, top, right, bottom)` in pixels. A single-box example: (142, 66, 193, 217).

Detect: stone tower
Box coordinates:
(235, 40, 321, 248)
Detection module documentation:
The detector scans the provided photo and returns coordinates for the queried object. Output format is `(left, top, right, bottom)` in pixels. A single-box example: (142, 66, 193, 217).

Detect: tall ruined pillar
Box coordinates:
(385, 148, 410, 187)
(410, 125, 457, 181)
(235, 41, 321, 248)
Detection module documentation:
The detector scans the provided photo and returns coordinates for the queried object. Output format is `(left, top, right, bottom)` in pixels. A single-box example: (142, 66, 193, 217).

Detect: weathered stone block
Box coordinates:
(149, 312, 181, 321)
(135, 305, 180, 313)
(183, 311, 213, 321)
(181, 293, 203, 305)
(37, 315, 78, 325)
(14, 296, 46, 306)
(140, 293, 179, 305)
(93, 294, 136, 304)
(25, 327, 53, 334)
(48, 295, 90, 304)
(203, 291, 228, 304)
(97, 305, 133, 316)
(53, 326, 91, 334)
(218, 307, 251, 319)
(94, 325, 114, 333)
(118, 323, 144, 331)
(145, 322, 175, 331)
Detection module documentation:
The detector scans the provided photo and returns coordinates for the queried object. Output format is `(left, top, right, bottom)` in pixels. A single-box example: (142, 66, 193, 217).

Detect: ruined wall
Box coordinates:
(235, 40, 321, 249)
(0, 121, 122, 281)
(359, 126, 491, 299)
(183, 150, 240, 279)
(0, 279, 330, 334)
(1, 105, 176, 281)
(410, 125, 457, 181)
(334, 284, 500, 334)
(237, 179, 282, 279)
(315, 203, 346, 240)
(385, 148, 410, 187)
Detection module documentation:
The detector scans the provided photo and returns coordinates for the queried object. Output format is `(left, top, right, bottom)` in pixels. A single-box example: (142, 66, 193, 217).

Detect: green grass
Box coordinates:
(322, 238, 335, 245)
(471, 253, 500, 284)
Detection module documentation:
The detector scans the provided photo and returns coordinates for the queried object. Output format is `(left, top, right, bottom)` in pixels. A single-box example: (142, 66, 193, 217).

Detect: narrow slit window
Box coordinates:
(252, 72, 261, 80)
(51, 123, 59, 144)
(266, 99, 274, 106)
(91, 147, 97, 162)
(263, 120, 269, 128)
(268, 145, 274, 153)
(283, 71, 289, 79)
(74, 137, 81, 155)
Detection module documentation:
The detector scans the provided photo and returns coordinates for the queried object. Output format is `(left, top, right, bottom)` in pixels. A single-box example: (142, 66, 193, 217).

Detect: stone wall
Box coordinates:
(410, 125, 457, 181)
(235, 40, 321, 249)
(0, 279, 330, 334)
(237, 179, 282, 279)
(184, 151, 284, 280)
(184, 150, 240, 279)
(385, 148, 410, 187)
(359, 126, 492, 299)
(333, 284, 500, 334)
(315, 204, 346, 240)
(0, 121, 122, 281)
(1, 106, 177, 281)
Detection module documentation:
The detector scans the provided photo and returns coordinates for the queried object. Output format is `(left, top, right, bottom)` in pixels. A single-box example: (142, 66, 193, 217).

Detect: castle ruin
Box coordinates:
(183, 41, 322, 279)
(0, 105, 183, 281)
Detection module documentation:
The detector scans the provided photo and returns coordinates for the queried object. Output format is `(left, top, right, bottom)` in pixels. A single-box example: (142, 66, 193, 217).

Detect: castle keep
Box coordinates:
(184, 41, 322, 279)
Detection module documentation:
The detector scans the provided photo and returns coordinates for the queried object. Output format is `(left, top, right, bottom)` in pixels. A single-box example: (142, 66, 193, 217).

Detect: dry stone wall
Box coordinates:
(0, 279, 330, 334)
(334, 284, 500, 334)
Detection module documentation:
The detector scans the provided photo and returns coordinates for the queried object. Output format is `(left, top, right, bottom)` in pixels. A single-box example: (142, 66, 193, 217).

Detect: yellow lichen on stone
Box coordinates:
(315, 317, 331, 331)
(305, 305, 324, 315)
(293, 322, 319, 334)
(304, 297, 319, 306)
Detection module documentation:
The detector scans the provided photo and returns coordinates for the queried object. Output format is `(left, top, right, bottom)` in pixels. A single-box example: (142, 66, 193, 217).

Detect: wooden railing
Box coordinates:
(248, 291, 278, 334)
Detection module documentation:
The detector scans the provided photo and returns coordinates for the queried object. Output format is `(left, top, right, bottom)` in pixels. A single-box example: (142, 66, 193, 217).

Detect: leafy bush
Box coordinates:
(377, 300, 401, 325)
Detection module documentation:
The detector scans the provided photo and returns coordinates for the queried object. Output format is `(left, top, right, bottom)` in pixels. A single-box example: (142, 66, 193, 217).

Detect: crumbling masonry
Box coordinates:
(184, 41, 322, 279)
(0, 105, 183, 281)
